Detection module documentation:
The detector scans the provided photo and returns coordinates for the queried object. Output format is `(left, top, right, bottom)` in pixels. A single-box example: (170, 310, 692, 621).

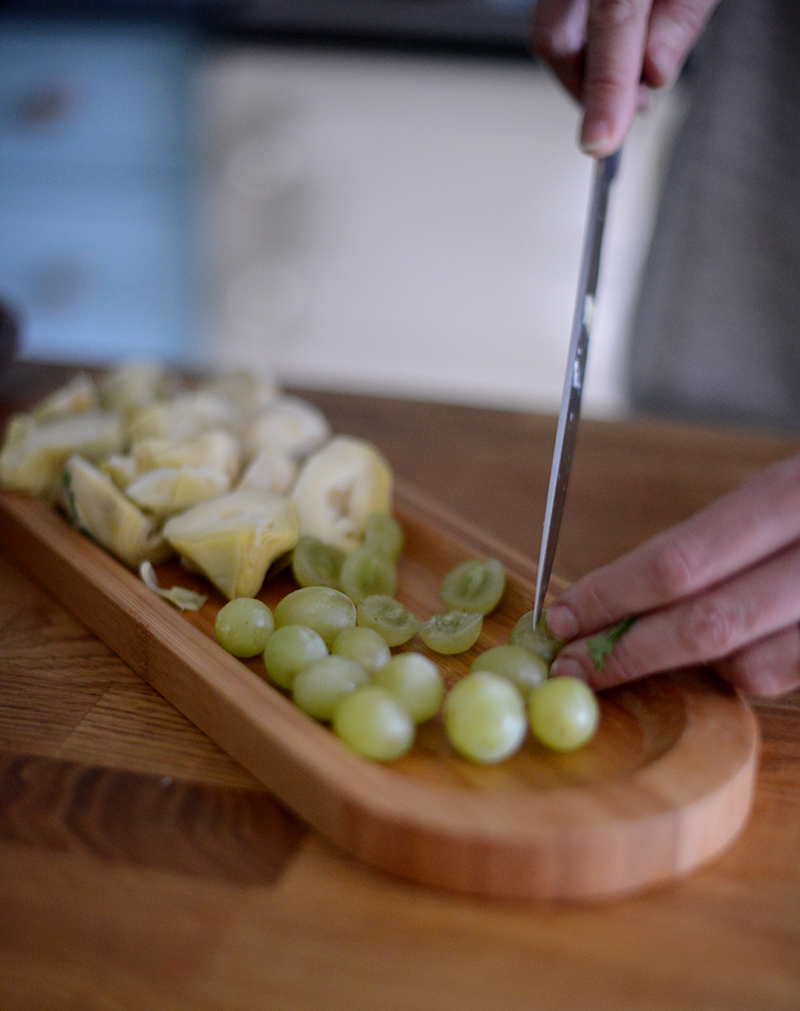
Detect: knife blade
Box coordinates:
(531, 150, 621, 630)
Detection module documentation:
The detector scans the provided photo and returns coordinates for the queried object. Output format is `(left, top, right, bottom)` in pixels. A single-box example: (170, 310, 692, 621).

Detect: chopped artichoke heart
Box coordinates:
(236, 445, 297, 495)
(292, 436, 392, 551)
(139, 561, 207, 611)
(205, 370, 278, 414)
(101, 454, 139, 490)
(32, 373, 97, 422)
(2, 413, 35, 450)
(0, 411, 124, 498)
(64, 455, 168, 568)
(133, 430, 241, 481)
(126, 466, 231, 518)
(243, 397, 330, 460)
(163, 490, 300, 599)
(99, 362, 166, 416)
(128, 392, 238, 443)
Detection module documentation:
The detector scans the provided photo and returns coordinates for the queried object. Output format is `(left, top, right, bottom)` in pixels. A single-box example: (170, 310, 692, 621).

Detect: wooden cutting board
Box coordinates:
(0, 482, 759, 900)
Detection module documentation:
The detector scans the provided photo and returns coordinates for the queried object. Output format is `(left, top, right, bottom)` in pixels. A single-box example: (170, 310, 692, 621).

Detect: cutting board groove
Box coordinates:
(0, 483, 759, 899)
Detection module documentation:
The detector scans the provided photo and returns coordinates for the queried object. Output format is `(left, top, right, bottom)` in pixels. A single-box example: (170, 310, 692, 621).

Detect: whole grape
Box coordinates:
(443, 671, 526, 763)
(215, 597, 274, 657)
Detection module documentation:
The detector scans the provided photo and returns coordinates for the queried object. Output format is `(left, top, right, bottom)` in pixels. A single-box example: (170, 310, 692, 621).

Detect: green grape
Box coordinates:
(470, 644, 547, 700)
(509, 609, 564, 664)
(527, 676, 600, 752)
(292, 656, 370, 721)
(339, 546, 397, 602)
(356, 594, 418, 647)
(262, 624, 328, 690)
(291, 534, 345, 589)
(419, 611, 482, 655)
(332, 686, 415, 761)
(373, 652, 444, 723)
(331, 626, 391, 674)
(363, 512, 404, 561)
(274, 586, 357, 647)
(439, 558, 505, 615)
(214, 597, 274, 657)
(443, 672, 526, 763)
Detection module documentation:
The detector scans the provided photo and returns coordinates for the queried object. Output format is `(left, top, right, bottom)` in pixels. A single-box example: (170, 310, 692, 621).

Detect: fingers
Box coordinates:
(531, 0, 721, 156)
(531, 0, 590, 102)
(547, 454, 800, 643)
(549, 536, 800, 694)
(579, 0, 653, 155)
(642, 0, 722, 87)
(714, 626, 800, 698)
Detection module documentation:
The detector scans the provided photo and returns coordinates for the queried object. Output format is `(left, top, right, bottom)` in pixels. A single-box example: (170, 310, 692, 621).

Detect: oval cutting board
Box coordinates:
(0, 481, 759, 899)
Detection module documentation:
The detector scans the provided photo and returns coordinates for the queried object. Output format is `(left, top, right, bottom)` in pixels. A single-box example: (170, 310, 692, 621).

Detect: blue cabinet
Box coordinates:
(0, 19, 195, 363)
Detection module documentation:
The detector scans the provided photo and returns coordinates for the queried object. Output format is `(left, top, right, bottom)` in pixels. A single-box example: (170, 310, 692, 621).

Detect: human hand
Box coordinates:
(530, 0, 723, 156)
(546, 453, 800, 697)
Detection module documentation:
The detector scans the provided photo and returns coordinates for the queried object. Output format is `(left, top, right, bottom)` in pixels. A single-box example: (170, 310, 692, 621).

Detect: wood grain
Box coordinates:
(0, 751, 305, 885)
(1, 365, 800, 1010)
(0, 483, 758, 899)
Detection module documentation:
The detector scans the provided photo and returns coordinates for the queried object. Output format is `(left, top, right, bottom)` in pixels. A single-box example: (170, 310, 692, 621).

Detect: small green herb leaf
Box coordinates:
(587, 615, 637, 671)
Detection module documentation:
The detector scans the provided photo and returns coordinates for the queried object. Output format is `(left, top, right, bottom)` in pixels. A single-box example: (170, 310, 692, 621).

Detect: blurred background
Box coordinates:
(0, 0, 685, 419)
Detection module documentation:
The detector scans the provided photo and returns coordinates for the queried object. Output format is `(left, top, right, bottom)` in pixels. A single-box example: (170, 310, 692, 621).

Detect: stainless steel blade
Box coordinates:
(531, 150, 621, 629)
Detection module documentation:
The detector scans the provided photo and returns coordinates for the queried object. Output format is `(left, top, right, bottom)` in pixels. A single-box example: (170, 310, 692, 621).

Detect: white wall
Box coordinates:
(197, 48, 683, 418)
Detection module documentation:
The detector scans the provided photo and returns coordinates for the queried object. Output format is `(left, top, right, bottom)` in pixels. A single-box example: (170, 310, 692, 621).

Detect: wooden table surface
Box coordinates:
(2, 361, 799, 1011)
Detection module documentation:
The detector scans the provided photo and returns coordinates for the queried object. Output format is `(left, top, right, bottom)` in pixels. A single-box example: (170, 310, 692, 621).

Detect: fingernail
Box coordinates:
(549, 656, 587, 681)
(580, 118, 613, 156)
(545, 603, 579, 640)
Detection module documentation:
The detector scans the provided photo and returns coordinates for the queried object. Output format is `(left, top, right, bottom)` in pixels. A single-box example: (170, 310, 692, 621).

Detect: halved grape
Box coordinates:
(274, 586, 356, 647)
(439, 558, 505, 615)
(443, 671, 526, 763)
(470, 644, 547, 700)
(291, 534, 345, 589)
(356, 595, 418, 647)
(331, 626, 391, 674)
(373, 652, 444, 723)
(363, 512, 403, 561)
(215, 597, 274, 657)
(509, 609, 564, 664)
(292, 656, 370, 721)
(263, 624, 328, 690)
(339, 546, 397, 602)
(333, 686, 415, 761)
(527, 676, 600, 752)
(419, 611, 482, 655)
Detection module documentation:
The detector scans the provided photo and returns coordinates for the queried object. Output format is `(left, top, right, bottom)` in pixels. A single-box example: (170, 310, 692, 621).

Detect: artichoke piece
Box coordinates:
(204, 370, 278, 414)
(98, 361, 166, 416)
(128, 391, 238, 443)
(126, 466, 231, 519)
(236, 445, 297, 495)
(2, 413, 35, 451)
(163, 490, 301, 599)
(139, 561, 207, 612)
(0, 411, 125, 499)
(242, 397, 330, 460)
(63, 455, 169, 568)
(101, 454, 139, 490)
(291, 436, 392, 552)
(32, 373, 97, 423)
(133, 430, 241, 482)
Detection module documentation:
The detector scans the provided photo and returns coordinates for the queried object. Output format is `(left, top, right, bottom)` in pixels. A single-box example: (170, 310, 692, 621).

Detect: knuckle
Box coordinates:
(588, 0, 642, 32)
(671, 0, 712, 36)
(645, 535, 704, 600)
(716, 628, 800, 697)
(584, 580, 621, 629)
(680, 595, 750, 659)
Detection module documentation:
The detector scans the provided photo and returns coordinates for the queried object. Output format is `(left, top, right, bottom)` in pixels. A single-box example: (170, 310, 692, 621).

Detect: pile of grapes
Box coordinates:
(214, 530, 600, 764)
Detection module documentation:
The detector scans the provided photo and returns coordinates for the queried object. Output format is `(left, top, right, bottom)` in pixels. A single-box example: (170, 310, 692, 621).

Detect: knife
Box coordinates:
(531, 150, 622, 630)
